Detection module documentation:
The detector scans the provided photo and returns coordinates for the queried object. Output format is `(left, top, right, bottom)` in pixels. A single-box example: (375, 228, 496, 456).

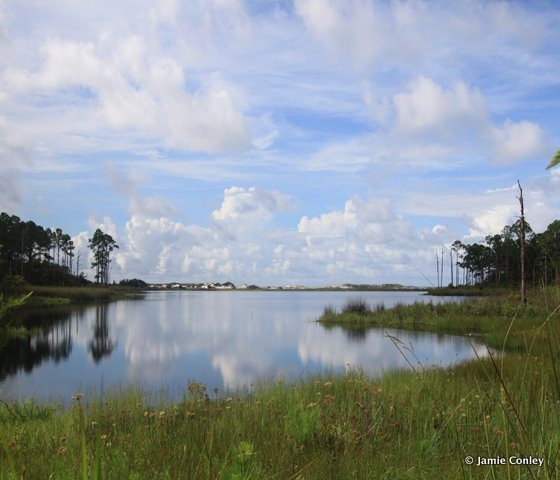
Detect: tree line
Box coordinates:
(0, 212, 118, 288)
(439, 218, 560, 289)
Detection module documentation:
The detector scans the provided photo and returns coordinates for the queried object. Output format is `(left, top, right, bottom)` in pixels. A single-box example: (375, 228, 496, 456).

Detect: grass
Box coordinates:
(0, 294, 31, 323)
(22, 285, 145, 306)
(0, 293, 33, 349)
(1, 289, 559, 478)
(425, 285, 498, 296)
(318, 289, 559, 351)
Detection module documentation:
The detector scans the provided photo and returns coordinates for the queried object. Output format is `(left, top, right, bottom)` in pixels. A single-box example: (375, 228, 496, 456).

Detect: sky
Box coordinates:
(0, 0, 559, 286)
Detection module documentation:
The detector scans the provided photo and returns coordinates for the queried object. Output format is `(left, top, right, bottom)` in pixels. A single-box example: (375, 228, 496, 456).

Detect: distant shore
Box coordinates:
(11, 283, 495, 308)
(144, 282, 426, 292)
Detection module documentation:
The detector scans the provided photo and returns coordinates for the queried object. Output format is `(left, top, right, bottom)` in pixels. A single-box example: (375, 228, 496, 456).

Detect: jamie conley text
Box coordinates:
(464, 456, 544, 467)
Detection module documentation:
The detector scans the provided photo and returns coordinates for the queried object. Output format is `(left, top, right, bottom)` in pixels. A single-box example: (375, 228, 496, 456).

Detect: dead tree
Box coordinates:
(436, 250, 440, 287)
(517, 180, 527, 305)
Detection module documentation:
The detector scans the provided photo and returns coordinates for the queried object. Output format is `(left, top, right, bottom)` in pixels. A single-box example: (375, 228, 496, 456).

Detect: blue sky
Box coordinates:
(0, 0, 559, 286)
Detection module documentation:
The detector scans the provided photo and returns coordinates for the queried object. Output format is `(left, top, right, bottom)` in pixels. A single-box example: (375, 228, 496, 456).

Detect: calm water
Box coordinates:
(0, 291, 488, 401)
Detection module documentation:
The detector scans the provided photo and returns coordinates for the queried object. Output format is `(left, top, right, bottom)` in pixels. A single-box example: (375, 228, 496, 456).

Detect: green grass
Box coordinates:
(1, 289, 560, 478)
(425, 285, 498, 296)
(0, 294, 30, 323)
(22, 285, 144, 306)
(318, 289, 559, 351)
(0, 293, 34, 348)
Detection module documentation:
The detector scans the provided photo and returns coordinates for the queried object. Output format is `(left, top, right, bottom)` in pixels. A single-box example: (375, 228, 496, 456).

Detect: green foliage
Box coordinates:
(88, 229, 119, 285)
(0, 293, 30, 323)
(0, 398, 55, 423)
(546, 148, 560, 169)
(223, 441, 259, 480)
(341, 297, 370, 314)
(318, 289, 559, 351)
(452, 217, 559, 288)
(0, 211, 86, 287)
(284, 402, 320, 445)
(119, 278, 148, 288)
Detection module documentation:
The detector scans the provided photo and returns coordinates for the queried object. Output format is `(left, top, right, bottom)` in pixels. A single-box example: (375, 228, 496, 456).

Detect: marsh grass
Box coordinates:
(340, 297, 370, 315)
(1, 290, 559, 478)
(23, 285, 143, 305)
(318, 290, 557, 351)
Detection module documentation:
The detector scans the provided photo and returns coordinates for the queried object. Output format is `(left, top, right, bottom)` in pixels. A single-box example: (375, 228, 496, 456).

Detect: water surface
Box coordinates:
(0, 291, 488, 401)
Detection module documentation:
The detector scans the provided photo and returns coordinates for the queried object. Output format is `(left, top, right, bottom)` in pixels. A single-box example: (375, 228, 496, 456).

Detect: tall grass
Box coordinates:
(1, 289, 559, 478)
(22, 285, 144, 306)
(341, 297, 370, 314)
(0, 293, 32, 349)
(0, 293, 31, 325)
(318, 290, 557, 350)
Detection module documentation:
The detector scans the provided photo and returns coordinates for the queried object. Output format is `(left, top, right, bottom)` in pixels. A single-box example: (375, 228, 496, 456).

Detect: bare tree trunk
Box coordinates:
(436, 250, 440, 287)
(450, 250, 453, 287)
(517, 180, 527, 305)
(440, 245, 444, 288)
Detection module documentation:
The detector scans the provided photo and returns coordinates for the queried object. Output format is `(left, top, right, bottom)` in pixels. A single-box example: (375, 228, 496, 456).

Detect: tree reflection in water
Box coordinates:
(0, 302, 118, 380)
(88, 303, 115, 363)
(0, 308, 75, 381)
(342, 327, 368, 343)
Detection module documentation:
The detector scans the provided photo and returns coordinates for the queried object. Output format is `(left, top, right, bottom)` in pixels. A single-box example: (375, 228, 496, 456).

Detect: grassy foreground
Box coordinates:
(1, 290, 560, 479)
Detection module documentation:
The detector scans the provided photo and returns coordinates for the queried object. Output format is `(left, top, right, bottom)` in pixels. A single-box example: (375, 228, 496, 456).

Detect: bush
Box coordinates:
(119, 278, 148, 288)
(341, 298, 370, 315)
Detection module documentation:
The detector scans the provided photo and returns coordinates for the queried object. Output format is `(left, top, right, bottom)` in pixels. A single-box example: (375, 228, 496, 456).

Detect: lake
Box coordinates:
(0, 290, 488, 402)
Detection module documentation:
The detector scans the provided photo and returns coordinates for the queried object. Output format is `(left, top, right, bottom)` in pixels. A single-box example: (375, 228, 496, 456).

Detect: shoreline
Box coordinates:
(1, 288, 559, 478)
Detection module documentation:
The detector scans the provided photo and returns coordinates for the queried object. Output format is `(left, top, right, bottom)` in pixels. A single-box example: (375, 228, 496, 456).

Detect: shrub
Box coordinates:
(341, 298, 370, 315)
